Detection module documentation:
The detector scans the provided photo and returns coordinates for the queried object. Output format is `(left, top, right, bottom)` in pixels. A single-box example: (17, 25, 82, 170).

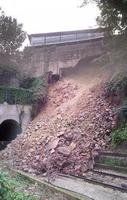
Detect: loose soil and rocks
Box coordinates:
(1, 79, 117, 177)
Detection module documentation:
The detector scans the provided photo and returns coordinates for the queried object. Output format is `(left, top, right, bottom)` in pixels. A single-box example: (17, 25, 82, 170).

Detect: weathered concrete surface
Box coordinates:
(0, 102, 32, 132)
(46, 175, 127, 200)
(22, 39, 104, 77)
(7, 168, 93, 200)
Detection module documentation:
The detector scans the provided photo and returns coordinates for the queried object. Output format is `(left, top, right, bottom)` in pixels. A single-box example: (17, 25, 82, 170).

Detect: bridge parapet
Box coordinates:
(29, 28, 104, 46)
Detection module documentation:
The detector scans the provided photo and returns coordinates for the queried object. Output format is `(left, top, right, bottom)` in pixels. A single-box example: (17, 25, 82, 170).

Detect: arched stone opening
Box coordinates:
(0, 119, 22, 150)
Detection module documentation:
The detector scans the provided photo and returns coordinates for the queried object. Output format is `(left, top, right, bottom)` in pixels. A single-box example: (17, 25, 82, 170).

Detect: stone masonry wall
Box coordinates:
(22, 38, 104, 77)
(0, 102, 32, 132)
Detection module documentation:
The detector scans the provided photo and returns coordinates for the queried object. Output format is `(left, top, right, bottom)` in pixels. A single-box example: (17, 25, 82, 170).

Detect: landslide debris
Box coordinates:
(1, 79, 117, 176)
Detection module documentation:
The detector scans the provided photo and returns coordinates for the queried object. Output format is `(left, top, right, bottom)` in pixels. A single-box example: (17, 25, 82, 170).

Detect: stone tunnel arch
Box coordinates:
(0, 119, 22, 150)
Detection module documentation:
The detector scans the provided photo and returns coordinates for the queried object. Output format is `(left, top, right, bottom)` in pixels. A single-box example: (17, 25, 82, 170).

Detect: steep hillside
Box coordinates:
(1, 36, 127, 177)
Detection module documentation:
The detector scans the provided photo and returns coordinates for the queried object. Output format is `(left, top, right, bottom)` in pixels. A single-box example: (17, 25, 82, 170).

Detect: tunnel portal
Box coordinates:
(0, 119, 22, 150)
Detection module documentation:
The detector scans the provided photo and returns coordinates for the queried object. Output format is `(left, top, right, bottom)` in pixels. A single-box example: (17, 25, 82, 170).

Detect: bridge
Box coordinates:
(22, 28, 105, 77)
(29, 29, 104, 46)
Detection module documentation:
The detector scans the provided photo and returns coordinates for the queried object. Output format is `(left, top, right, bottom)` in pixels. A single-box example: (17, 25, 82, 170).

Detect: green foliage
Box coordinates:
(83, 0, 127, 34)
(106, 73, 127, 123)
(0, 172, 35, 200)
(0, 64, 21, 82)
(20, 76, 48, 116)
(21, 76, 47, 103)
(117, 99, 127, 124)
(0, 10, 26, 54)
(101, 157, 127, 167)
(112, 124, 127, 146)
(0, 86, 33, 105)
(106, 72, 127, 96)
(0, 76, 47, 117)
(31, 77, 47, 102)
(0, 64, 17, 75)
(21, 76, 46, 89)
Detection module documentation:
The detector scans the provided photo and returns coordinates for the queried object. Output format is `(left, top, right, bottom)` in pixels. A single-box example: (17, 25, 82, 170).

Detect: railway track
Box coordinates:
(59, 151, 127, 193)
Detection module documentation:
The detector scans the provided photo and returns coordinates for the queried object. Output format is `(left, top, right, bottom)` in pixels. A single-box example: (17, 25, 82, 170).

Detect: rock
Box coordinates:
(57, 147, 71, 156)
(47, 138, 59, 151)
(50, 149, 55, 154)
(34, 126, 39, 131)
(1, 80, 117, 177)
(69, 142, 76, 151)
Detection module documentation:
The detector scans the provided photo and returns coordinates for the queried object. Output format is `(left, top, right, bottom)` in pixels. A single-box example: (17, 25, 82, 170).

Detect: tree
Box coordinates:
(82, 0, 127, 34)
(0, 10, 26, 54)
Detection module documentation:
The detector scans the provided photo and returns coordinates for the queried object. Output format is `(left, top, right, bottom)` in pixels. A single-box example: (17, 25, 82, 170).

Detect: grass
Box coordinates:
(0, 165, 80, 200)
(0, 171, 36, 200)
(111, 124, 127, 146)
(100, 157, 127, 167)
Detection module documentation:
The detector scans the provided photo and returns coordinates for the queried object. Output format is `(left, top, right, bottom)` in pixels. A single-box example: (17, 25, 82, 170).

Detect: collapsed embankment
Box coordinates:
(2, 36, 127, 177)
(1, 79, 117, 176)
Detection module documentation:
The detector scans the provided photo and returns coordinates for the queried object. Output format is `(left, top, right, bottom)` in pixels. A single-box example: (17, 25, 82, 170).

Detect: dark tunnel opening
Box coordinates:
(0, 119, 22, 150)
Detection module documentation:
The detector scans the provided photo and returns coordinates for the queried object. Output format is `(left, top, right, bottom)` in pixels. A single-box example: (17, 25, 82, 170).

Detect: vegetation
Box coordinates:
(0, 86, 33, 105)
(112, 124, 127, 146)
(0, 8, 26, 81)
(0, 76, 47, 106)
(0, 172, 35, 200)
(21, 76, 47, 100)
(82, 0, 127, 34)
(106, 72, 127, 97)
(0, 9, 26, 54)
(105, 72, 127, 124)
(0, 64, 18, 75)
(100, 157, 127, 167)
(0, 64, 21, 84)
(20, 76, 48, 116)
(105, 72, 127, 146)
(0, 167, 79, 200)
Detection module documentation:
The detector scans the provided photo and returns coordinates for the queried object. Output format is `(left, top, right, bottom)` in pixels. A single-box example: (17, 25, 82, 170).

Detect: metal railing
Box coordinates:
(0, 87, 33, 105)
(29, 29, 104, 46)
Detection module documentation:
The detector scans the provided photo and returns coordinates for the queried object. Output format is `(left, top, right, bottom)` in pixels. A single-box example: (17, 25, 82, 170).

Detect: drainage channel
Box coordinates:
(0, 119, 22, 150)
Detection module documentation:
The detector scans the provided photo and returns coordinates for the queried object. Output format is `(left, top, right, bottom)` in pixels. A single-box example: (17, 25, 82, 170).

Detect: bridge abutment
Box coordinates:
(22, 38, 104, 78)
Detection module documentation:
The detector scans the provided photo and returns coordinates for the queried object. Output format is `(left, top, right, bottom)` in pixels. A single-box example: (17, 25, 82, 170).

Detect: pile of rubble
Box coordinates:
(1, 80, 117, 176)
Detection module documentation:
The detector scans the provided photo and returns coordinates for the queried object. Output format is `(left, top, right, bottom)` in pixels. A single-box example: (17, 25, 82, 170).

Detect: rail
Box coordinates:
(29, 30, 104, 46)
(0, 87, 33, 105)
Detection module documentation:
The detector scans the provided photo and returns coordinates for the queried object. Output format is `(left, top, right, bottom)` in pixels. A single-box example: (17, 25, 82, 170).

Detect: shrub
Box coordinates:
(0, 86, 33, 105)
(105, 73, 127, 123)
(0, 77, 47, 107)
(20, 76, 46, 90)
(106, 72, 127, 97)
(21, 76, 48, 117)
(112, 124, 127, 146)
(117, 99, 127, 124)
(0, 172, 35, 200)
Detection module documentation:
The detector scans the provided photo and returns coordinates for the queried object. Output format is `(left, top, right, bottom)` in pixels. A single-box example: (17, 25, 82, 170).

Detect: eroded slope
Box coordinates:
(2, 77, 117, 176)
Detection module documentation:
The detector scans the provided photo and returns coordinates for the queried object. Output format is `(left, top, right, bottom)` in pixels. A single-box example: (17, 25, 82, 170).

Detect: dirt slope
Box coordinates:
(1, 61, 117, 176)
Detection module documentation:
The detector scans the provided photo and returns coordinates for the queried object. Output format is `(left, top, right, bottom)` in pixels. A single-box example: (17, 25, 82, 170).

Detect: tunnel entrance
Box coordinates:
(0, 119, 22, 150)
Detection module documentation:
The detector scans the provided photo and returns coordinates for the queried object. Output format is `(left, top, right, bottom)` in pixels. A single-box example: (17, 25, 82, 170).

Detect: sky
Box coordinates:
(0, 0, 99, 34)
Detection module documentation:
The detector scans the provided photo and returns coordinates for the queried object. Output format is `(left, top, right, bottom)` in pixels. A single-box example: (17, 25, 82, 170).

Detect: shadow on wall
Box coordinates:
(0, 119, 22, 150)
(61, 55, 100, 77)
